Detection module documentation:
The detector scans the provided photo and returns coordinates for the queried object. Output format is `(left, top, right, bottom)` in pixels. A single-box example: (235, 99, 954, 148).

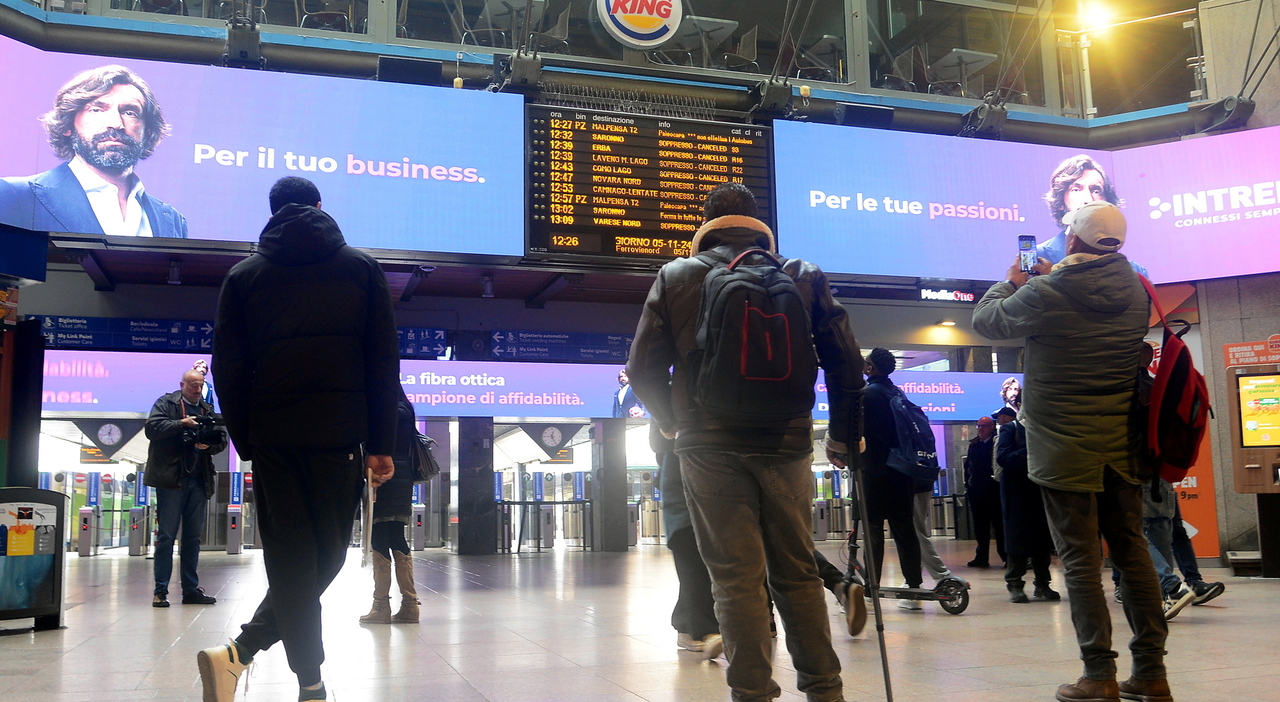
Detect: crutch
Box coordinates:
(846, 451, 895, 702)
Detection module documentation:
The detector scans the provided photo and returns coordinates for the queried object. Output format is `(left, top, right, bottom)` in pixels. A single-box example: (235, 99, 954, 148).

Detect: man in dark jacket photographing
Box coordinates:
(145, 368, 225, 608)
(202, 177, 400, 702)
(628, 183, 863, 702)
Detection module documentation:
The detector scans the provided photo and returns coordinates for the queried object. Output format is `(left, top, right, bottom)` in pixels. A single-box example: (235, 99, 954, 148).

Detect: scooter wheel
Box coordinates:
(935, 577, 969, 615)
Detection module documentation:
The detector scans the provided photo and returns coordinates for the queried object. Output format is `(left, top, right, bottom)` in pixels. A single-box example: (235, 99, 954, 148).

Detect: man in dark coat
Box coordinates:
(995, 407, 1059, 603)
(200, 176, 400, 702)
(144, 369, 226, 608)
(964, 416, 1005, 568)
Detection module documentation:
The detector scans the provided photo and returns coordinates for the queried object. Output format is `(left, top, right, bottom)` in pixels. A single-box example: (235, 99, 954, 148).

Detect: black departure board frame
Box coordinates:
(526, 105, 773, 263)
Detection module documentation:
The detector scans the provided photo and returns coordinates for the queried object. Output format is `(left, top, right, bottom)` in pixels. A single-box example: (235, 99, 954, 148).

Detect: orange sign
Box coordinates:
(1225, 334, 1280, 367)
(1170, 434, 1219, 558)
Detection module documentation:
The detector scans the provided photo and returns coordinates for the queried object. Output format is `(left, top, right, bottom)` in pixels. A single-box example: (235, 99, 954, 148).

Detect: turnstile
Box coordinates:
(127, 506, 148, 556)
(811, 499, 829, 542)
(411, 503, 427, 551)
(77, 506, 98, 557)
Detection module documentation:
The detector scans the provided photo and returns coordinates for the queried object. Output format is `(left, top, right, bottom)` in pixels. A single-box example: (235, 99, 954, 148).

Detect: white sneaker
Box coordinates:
(1163, 588, 1195, 621)
(898, 599, 922, 611)
(197, 642, 251, 702)
(677, 632, 724, 659)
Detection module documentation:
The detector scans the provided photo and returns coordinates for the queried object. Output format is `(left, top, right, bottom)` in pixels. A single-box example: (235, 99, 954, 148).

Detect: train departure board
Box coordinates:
(527, 106, 772, 261)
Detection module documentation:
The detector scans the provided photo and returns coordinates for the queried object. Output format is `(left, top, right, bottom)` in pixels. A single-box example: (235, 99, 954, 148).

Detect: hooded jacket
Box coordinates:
(212, 204, 400, 459)
(626, 215, 864, 455)
(972, 253, 1149, 492)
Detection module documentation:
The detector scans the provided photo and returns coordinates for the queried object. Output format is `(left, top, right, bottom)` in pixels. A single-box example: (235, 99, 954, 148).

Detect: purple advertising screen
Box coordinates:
(0, 35, 524, 255)
(42, 350, 1019, 423)
(1114, 126, 1280, 283)
(775, 120, 1280, 284)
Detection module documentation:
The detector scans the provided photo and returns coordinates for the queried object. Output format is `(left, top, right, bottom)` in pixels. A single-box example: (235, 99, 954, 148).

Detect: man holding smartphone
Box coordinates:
(973, 202, 1172, 702)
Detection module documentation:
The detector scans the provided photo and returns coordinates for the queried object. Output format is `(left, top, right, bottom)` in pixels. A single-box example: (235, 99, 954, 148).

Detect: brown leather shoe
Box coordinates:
(1119, 677, 1173, 702)
(1056, 676, 1120, 702)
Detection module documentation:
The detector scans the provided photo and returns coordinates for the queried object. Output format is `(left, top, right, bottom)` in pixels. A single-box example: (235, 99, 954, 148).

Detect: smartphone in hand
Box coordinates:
(1018, 235, 1038, 273)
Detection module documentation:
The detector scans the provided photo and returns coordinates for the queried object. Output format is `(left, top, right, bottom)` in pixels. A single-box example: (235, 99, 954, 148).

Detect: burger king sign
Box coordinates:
(597, 0, 683, 50)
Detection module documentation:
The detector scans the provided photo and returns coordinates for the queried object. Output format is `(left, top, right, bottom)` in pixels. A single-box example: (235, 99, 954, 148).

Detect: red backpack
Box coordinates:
(1138, 276, 1213, 484)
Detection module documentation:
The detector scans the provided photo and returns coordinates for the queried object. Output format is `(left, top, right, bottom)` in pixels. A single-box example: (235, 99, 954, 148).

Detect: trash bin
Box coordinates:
(0, 487, 70, 631)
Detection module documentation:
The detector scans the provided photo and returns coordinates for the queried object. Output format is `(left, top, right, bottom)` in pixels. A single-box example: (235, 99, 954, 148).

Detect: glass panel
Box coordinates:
(867, 0, 1046, 106)
(398, 1, 847, 77)
(109, 0, 370, 35)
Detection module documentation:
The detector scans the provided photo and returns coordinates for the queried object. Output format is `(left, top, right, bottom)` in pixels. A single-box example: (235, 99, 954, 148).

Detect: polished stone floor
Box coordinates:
(0, 537, 1272, 702)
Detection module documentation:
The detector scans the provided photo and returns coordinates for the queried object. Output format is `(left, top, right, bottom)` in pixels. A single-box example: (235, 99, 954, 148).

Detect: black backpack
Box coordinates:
(687, 248, 818, 424)
(884, 386, 941, 483)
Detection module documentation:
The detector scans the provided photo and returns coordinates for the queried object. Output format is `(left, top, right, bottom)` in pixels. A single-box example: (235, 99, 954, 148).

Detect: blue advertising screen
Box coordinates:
(0, 35, 524, 255)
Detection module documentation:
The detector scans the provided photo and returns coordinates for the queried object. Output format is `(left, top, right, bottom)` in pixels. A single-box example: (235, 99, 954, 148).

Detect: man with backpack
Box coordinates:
(627, 182, 863, 702)
(973, 201, 1172, 702)
(860, 347, 926, 608)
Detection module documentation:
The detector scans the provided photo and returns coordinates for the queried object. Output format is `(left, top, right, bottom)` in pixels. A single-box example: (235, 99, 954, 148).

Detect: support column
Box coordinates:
(591, 418, 629, 552)
(454, 417, 496, 555)
(1258, 494, 1280, 578)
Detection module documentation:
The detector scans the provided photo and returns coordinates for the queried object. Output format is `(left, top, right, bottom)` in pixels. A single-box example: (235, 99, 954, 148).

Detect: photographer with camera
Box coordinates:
(144, 368, 226, 608)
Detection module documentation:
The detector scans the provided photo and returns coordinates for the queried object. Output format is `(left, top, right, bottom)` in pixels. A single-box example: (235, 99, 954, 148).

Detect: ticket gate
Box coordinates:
(627, 502, 640, 547)
(411, 503, 427, 550)
(811, 499, 829, 542)
(127, 506, 148, 556)
(226, 505, 243, 554)
(77, 506, 98, 557)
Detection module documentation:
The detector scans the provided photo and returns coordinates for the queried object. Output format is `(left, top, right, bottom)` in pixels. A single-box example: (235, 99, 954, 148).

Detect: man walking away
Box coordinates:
(201, 176, 400, 702)
(145, 368, 225, 607)
(628, 182, 863, 702)
(860, 347, 926, 609)
(964, 415, 1005, 568)
(973, 200, 1171, 702)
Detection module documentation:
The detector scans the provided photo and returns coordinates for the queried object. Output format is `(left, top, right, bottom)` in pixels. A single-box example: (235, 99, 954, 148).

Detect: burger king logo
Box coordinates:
(596, 0, 682, 50)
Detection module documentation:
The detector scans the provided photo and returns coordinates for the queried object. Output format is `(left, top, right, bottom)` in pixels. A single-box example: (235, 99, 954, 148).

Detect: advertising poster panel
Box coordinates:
(0, 35, 524, 255)
(775, 120, 1280, 285)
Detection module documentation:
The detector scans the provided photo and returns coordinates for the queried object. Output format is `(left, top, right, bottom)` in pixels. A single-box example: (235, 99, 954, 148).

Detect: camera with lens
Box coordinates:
(185, 413, 226, 447)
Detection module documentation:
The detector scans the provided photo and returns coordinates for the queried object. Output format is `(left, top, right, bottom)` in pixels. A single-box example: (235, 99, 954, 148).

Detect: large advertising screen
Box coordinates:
(41, 350, 1018, 422)
(774, 120, 1280, 284)
(1238, 373, 1280, 448)
(0, 35, 524, 255)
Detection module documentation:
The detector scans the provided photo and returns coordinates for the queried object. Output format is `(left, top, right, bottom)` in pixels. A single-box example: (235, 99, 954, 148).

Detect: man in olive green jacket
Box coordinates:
(973, 201, 1172, 702)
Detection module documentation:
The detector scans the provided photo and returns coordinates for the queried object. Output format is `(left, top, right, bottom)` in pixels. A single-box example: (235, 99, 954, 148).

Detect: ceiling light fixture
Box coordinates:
(937, 320, 957, 327)
(481, 274, 494, 298)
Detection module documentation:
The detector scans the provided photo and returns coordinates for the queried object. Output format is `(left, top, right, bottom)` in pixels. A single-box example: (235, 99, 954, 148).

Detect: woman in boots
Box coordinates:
(360, 388, 420, 624)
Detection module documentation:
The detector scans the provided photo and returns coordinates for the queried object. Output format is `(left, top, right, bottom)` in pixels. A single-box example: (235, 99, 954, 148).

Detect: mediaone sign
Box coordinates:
(919, 288, 976, 303)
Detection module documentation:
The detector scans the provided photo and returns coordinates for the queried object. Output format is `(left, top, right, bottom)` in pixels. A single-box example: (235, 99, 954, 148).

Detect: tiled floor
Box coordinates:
(0, 537, 1272, 702)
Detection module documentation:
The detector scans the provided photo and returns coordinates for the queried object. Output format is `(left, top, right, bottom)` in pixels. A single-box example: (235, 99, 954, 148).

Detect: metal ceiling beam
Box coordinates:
(78, 251, 115, 292)
(525, 273, 580, 309)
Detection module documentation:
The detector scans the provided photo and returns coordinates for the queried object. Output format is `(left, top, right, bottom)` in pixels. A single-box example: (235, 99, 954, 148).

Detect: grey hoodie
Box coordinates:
(972, 253, 1150, 492)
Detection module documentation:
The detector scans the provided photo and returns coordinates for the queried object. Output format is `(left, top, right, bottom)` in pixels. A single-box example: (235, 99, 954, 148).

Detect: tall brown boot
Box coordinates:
(359, 552, 393, 624)
(390, 550, 420, 623)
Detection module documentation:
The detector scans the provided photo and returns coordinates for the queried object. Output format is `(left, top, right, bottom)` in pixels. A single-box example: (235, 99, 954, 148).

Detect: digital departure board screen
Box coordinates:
(526, 106, 772, 260)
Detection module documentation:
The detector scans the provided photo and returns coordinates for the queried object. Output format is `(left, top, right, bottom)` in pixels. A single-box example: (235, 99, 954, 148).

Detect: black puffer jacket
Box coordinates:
(374, 395, 416, 522)
(627, 215, 864, 454)
(212, 205, 400, 459)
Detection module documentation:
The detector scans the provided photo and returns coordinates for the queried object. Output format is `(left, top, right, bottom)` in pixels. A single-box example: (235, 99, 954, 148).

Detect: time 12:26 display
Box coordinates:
(526, 106, 772, 260)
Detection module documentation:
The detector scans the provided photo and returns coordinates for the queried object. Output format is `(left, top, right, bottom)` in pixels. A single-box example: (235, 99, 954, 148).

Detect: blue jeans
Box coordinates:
(679, 449, 842, 702)
(154, 471, 208, 596)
